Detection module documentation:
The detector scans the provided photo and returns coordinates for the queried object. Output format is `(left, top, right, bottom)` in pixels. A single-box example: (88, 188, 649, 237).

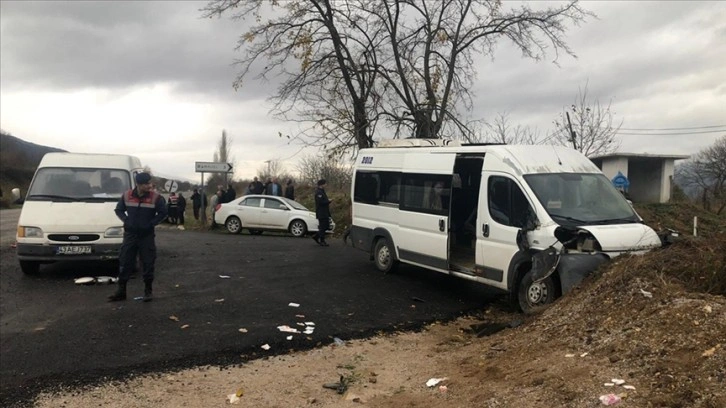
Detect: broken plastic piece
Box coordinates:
(219, 275, 231, 279)
(288, 302, 300, 307)
(286, 335, 293, 340)
(611, 379, 625, 385)
(169, 315, 180, 322)
(238, 328, 248, 333)
(227, 393, 241, 404)
(333, 337, 344, 346)
(639, 289, 652, 298)
(261, 344, 270, 350)
(622, 385, 636, 390)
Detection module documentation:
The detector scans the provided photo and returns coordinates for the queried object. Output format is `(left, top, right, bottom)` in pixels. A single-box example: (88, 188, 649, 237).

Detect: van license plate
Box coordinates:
(57, 246, 92, 255)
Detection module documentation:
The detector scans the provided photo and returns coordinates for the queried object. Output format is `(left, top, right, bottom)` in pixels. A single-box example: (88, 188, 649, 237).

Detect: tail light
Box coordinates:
(215, 204, 222, 212)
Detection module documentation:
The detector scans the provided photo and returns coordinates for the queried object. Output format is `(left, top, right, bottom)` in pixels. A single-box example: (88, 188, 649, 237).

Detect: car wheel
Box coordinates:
(373, 238, 398, 274)
(517, 268, 557, 314)
(20, 260, 40, 275)
(249, 230, 263, 235)
(289, 220, 307, 237)
(225, 216, 242, 234)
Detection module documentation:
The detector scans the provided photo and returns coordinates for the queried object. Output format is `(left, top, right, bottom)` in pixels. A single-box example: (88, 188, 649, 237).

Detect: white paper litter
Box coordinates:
(305, 322, 315, 326)
(426, 377, 447, 387)
(286, 335, 293, 340)
(603, 383, 615, 387)
(295, 314, 305, 318)
(611, 378, 625, 385)
(277, 325, 300, 333)
(580, 352, 589, 357)
(219, 275, 231, 279)
(238, 328, 248, 333)
(640, 289, 653, 298)
(304, 328, 314, 334)
(214, 298, 225, 303)
(261, 344, 270, 350)
(227, 393, 241, 404)
(622, 385, 636, 390)
(288, 302, 300, 307)
(565, 354, 575, 358)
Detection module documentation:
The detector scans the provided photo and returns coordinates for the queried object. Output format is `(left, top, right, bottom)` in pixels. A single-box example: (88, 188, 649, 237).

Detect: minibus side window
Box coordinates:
(488, 176, 532, 228)
(400, 174, 451, 215)
(353, 171, 401, 205)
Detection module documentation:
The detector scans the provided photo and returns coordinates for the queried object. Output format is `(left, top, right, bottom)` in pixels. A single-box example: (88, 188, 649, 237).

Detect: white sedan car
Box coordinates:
(213, 195, 335, 237)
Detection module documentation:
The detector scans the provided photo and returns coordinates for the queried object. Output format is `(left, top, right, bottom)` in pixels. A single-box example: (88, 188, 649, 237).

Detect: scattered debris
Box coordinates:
(219, 275, 231, 279)
(580, 352, 589, 357)
(426, 377, 447, 387)
(333, 337, 344, 346)
(238, 328, 247, 333)
(278, 325, 300, 333)
(439, 385, 448, 393)
(214, 298, 225, 303)
(74, 277, 96, 285)
(133, 296, 144, 301)
(702, 345, 719, 357)
(96, 276, 117, 284)
(295, 314, 305, 318)
(599, 394, 621, 405)
(703, 305, 712, 313)
(288, 302, 300, 307)
(565, 354, 575, 358)
(604, 383, 615, 387)
(169, 315, 180, 322)
(639, 289, 653, 298)
(286, 335, 293, 340)
(611, 379, 626, 385)
(226, 392, 241, 404)
(180, 324, 190, 329)
(623, 385, 636, 390)
(261, 344, 270, 350)
(322, 375, 348, 394)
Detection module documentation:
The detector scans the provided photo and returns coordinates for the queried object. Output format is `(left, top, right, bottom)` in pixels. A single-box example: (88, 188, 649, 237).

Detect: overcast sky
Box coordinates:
(1, 1, 724, 182)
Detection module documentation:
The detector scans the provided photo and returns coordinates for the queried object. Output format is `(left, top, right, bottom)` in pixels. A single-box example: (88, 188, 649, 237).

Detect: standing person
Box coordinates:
(224, 183, 236, 203)
(284, 179, 295, 200)
(250, 176, 264, 194)
(167, 192, 179, 224)
(109, 172, 167, 302)
(177, 192, 186, 226)
(313, 179, 332, 246)
(190, 188, 201, 220)
(265, 177, 283, 196)
(209, 189, 220, 228)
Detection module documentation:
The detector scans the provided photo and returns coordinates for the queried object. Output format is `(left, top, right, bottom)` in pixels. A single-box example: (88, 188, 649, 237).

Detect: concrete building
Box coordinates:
(590, 153, 690, 204)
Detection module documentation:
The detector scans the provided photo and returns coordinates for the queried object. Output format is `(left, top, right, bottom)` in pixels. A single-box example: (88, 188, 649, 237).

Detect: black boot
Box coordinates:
(108, 281, 127, 302)
(143, 280, 153, 302)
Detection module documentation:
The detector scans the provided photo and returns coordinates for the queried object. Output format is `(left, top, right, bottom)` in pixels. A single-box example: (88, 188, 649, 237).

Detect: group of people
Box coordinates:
(246, 177, 295, 200)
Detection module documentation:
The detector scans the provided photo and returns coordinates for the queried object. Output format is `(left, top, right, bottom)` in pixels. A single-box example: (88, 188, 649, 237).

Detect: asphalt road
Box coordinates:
(0, 210, 499, 406)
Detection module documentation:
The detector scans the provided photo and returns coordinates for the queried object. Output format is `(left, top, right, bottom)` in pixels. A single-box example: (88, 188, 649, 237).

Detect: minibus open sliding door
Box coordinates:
(396, 152, 456, 273)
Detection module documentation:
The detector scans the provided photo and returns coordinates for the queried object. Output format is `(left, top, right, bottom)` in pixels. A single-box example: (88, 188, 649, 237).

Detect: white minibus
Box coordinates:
(350, 140, 662, 313)
(14, 153, 144, 274)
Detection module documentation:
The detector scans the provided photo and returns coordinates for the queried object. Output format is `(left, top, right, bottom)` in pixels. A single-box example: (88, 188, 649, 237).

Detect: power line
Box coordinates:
(618, 124, 725, 131)
(616, 129, 726, 136)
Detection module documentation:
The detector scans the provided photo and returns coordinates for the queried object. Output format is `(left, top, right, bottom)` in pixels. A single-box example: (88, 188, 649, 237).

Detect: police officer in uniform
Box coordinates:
(109, 172, 168, 302)
(313, 179, 332, 246)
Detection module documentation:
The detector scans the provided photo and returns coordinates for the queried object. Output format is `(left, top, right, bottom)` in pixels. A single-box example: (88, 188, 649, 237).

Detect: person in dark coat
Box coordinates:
(177, 193, 186, 225)
(313, 179, 332, 246)
(264, 177, 283, 196)
(249, 177, 264, 194)
(109, 172, 167, 302)
(224, 183, 236, 203)
(167, 192, 179, 224)
(284, 179, 295, 200)
(190, 189, 201, 220)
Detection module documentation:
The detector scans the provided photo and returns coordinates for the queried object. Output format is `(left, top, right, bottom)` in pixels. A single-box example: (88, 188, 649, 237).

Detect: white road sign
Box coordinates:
(164, 180, 178, 192)
(195, 162, 233, 173)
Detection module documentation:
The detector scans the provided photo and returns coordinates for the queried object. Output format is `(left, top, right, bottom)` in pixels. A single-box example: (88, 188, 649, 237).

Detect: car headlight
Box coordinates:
(105, 227, 124, 238)
(18, 226, 43, 238)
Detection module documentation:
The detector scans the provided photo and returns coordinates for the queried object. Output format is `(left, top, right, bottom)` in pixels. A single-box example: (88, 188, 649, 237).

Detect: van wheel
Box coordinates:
(225, 216, 242, 234)
(373, 238, 398, 274)
(20, 261, 40, 275)
(518, 269, 556, 314)
(289, 220, 307, 237)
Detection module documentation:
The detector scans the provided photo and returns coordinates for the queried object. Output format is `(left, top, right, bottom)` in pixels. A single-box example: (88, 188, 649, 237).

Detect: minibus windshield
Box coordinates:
(27, 167, 131, 202)
(524, 173, 639, 226)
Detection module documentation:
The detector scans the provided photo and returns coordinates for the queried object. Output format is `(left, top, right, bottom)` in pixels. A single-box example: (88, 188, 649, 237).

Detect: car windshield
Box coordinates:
(281, 197, 309, 211)
(524, 173, 638, 226)
(27, 167, 131, 202)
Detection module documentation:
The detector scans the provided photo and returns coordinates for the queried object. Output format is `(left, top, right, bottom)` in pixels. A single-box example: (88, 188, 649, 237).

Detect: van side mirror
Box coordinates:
(11, 188, 24, 204)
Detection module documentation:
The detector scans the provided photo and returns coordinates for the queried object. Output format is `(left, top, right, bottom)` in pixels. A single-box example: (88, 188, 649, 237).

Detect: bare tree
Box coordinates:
(676, 136, 726, 214)
(477, 112, 542, 145)
(203, 0, 591, 154)
(550, 82, 622, 156)
(295, 153, 352, 190)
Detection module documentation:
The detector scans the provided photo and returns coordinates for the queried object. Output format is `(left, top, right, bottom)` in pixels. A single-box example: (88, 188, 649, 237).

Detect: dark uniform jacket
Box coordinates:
(314, 187, 331, 219)
(115, 188, 168, 235)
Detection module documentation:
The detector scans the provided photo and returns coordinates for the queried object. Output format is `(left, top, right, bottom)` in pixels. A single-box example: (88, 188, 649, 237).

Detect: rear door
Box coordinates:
(396, 152, 456, 271)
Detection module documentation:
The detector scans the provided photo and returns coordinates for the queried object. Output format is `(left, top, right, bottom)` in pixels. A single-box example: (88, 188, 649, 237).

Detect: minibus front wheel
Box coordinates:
(518, 269, 557, 314)
(373, 238, 398, 274)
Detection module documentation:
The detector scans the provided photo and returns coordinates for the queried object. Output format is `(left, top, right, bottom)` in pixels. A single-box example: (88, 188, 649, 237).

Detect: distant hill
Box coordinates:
(0, 131, 66, 205)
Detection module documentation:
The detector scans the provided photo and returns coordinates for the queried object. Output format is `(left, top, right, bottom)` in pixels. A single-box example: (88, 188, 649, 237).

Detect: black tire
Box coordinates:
(249, 230, 263, 235)
(225, 216, 242, 234)
(373, 238, 398, 274)
(289, 220, 307, 237)
(20, 261, 40, 275)
(517, 269, 557, 314)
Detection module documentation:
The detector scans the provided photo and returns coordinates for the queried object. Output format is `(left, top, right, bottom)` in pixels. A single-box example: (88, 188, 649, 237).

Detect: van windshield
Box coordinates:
(524, 173, 639, 226)
(27, 167, 131, 202)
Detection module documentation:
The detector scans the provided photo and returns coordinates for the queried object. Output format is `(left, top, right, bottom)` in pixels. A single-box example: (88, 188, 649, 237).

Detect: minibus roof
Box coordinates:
(39, 152, 143, 170)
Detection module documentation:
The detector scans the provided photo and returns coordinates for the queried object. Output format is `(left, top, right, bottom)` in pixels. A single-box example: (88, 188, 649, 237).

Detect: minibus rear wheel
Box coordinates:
(373, 238, 398, 274)
(518, 269, 556, 314)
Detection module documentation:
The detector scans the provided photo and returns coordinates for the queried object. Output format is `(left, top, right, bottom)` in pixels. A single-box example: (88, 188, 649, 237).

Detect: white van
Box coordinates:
(350, 140, 662, 313)
(14, 153, 144, 274)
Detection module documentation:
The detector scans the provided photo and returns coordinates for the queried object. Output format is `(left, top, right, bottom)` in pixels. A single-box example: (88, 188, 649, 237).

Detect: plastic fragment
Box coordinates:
(180, 324, 190, 329)
(169, 315, 179, 321)
(214, 298, 225, 303)
(623, 385, 636, 390)
(226, 393, 241, 404)
(599, 394, 621, 405)
(238, 328, 248, 333)
(565, 354, 575, 358)
(219, 275, 231, 279)
(639, 289, 653, 298)
(333, 337, 344, 346)
(288, 302, 300, 307)
(286, 335, 293, 340)
(611, 379, 625, 385)
(604, 383, 615, 387)
(261, 344, 270, 350)
(426, 377, 447, 387)
(580, 352, 589, 357)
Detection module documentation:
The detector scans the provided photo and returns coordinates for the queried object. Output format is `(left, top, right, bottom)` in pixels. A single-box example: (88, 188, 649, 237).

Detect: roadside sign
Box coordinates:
(195, 162, 233, 173)
(164, 180, 179, 192)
